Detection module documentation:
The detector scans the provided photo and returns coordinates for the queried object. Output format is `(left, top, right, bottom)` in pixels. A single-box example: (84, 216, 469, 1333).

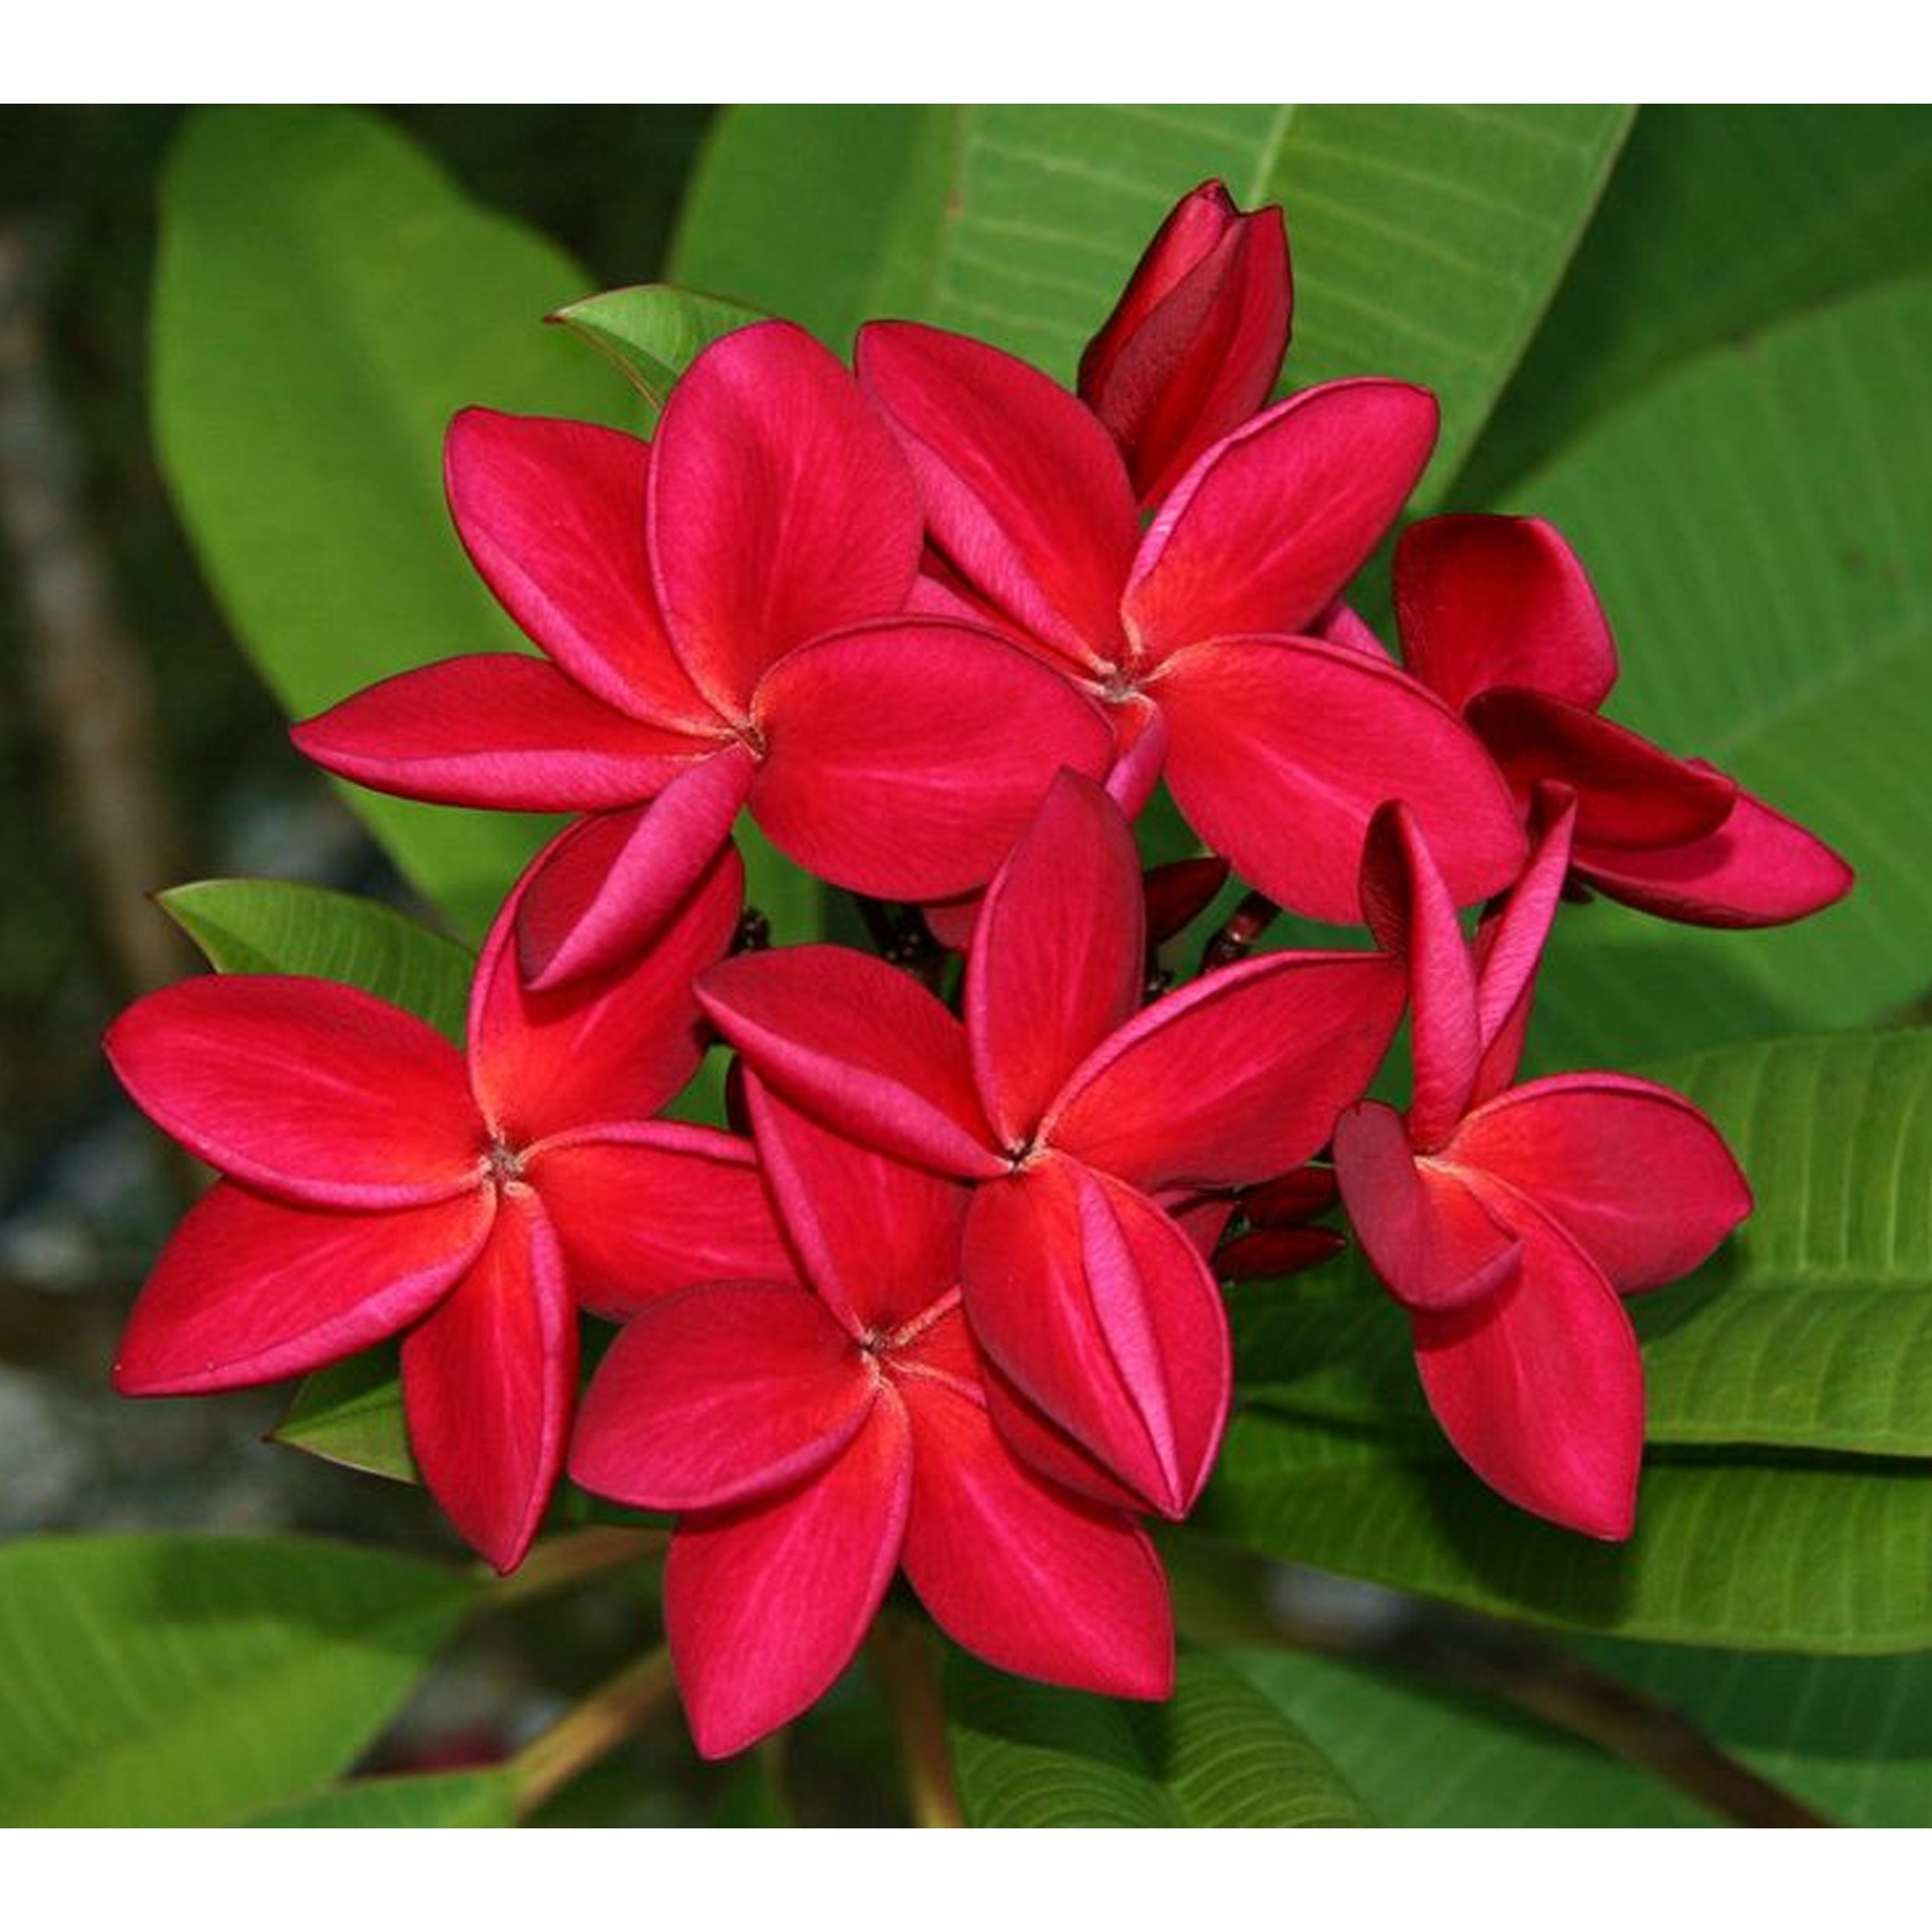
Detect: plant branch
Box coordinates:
(867, 1611, 964, 1828)
(481, 1525, 666, 1610)
(509, 1646, 677, 1821)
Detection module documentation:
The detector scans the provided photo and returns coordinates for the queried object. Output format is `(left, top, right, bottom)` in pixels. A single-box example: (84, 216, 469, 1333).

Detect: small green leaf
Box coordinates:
(273, 1344, 414, 1483)
(946, 1649, 1372, 1827)
(551, 283, 767, 425)
(0, 1535, 475, 1826)
(244, 1768, 517, 1827)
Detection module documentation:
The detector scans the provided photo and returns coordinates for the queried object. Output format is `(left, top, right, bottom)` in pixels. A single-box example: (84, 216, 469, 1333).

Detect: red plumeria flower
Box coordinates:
(1077, 178, 1292, 507)
(698, 770, 1405, 1521)
(1331, 795, 1753, 1539)
(294, 319, 1111, 988)
(570, 1079, 1173, 1759)
(858, 321, 1525, 923)
(106, 842, 792, 1573)
(1394, 514, 1853, 927)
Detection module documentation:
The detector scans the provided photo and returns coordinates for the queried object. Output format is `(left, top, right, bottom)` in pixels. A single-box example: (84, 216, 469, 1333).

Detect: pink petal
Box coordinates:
(667, 1397, 912, 1758)
(745, 1075, 970, 1336)
(106, 978, 481, 1210)
(570, 1280, 876, 1512)
(650, 321, 922, 714)
(749, 620, 1113, 901)
(114, 1183, 492, 1396)
(509, 751, 750, 999)
(471, 834, 743, 1141)
(291, 656, 705, 809)
(1574, 780, 1855, 929)
(1450, 1074, 1753, 1292)
(1412, 1197, 1645, 1541)
(401, 1188, 577, 1573)
(1332, 1101, 1521, 1313)
(965, 770, 1146, 1150)
(1156, 636, 1527, 922)
(522, 1122, 793, 1320)
(1395, 515, 1618, 714)
(1123, 380, 1437, 663)
(961, 1158, 1229, 1519)
(857, 321, 1141, 671)
(1102, 692, 1170, 817)
(1048, 949, 1405, 1194)
(897, 1337, 1173, 1699)
(698, 947, 1004, 1179)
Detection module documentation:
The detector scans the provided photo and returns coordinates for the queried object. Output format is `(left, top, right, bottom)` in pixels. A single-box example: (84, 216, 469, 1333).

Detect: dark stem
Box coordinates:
(1200, 890, 1281, 972)
(508, 1646, 677, 1820)
(866, 1611, 964, 1828)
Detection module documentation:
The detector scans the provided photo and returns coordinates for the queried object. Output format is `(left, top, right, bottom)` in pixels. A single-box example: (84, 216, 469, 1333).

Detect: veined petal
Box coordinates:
(1102, 693, 1169, 818)
(650, 321, 922, 714)
(522, 1121, 792, 1320)
(1451, 1074, 1752, 1293)
(858, 321, 1140, 671)
(401, 1188, 577, 1574)
(1332, 1102, 1521, 1314)
(1123, 380, 1437, 663)
(699, 947, 1003, 1179)
(749, 620, 1112, 901)
(570, 1280, 876, 1512)
(1395, 515, 1618, 714)
(667, 1398, 912, 1758)
(113, 1183, 492, 1396)
(978, 1358, 1157, 1514)
(1049, 950, 1405, 1194)
(290, 656, 704, 809)
(965, 770, 1146, 1149)
(106, 977, 481, 1209)
(1156, 636, 1526, 922)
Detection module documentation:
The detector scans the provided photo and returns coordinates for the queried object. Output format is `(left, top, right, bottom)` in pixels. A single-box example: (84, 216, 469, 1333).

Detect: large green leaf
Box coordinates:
(0, 1535, 474, 1826)
(946, 1649, 1370, 1827)
(672, 105, 1629, 502)
(1199, 1414, 1932, 1653)
(244, 1768, 518, 1827)
(1513, 273, 1932, 1068)
(153, 107, 615, 936)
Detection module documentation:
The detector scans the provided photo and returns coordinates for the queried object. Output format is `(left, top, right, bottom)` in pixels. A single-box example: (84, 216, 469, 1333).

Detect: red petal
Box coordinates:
(858, 322, 1140, 671)
(1157, 636, 1526, 922)
(965, 770, 1146, 1149)
(401, 1189, 577, 1573)
(1395, 516, 1618, 714)
(1332, 1102, 1521, 1313)
(897, 1349, 1173, 1699)
(699, 947, 1003, 1179)
(291, 656, 703, 809)
(471, 834, 742, 1141)
(570, 1280, 876, 1512)
(1243, 1165, 1340, 1228)
(522, 1122, 794, 1320)
(1450, 1074, 1752, 1292)
(650, 322, 922, 714)
(979, 1357, 1157, 1514)
(510, 746, 754, 992)
(106, 978, 480, 1210)
(1049, 949, 1405, 1194)
(114, 1183, 492, 1395)
(749, 620, 1112, 901)
(1215, 1225, 1345, 1282)
(1143, 854, 1230, 946)
(667, 1398, 911, 1758)
(1123, 380, 1437, 661)
(1412, 1198, 1644, 1541)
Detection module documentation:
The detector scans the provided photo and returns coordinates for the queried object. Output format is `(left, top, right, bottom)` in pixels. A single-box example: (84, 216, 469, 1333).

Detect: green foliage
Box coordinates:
(244, 1768, 518, 1827)
(550, 284, 767, 428)
(273, 1344, 416, 1483)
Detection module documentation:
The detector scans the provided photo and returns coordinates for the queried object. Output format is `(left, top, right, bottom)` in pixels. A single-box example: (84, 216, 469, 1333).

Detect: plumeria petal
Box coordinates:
(978, 1359, 1158, 1514)
(667, 1397, 912, 1759)
(113, 1183, 493, 1396)
(401, 1187, 577, 1574)
(1395, 515, 1619, 714)
(569, 1280, 877, 1512)
(749, 620, 1112, 901)
(1142, 854, 1230, 947)
(106, 977, 481, 1210)
(1123, 380, 1437, 663)
(650, 321, 923, 714)
(1155, 635, 1527, 922)
(1215, 1225, 1346, 1282)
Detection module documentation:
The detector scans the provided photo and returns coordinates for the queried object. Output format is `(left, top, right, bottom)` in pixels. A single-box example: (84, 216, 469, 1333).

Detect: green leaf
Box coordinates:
(673, 104, 1629, 503)
(550, 283, 767, 426)
(1513, 273, 1932, 1068)
(160, 878, 474, 1043)
(244, 1768, 517, 1827)
(946, 1649, 1371, 1826)
(1200, 1413, 1932, 1653)
(273, 1343, 415, 1483)
(0, 1535, 475, 1826)
(153, 107, 617, 936)
(1222, 1647, 1715, 1826)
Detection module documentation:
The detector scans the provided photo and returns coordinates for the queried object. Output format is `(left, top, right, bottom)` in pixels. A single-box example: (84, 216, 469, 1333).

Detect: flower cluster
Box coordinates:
(109, 182, 1849, 1757)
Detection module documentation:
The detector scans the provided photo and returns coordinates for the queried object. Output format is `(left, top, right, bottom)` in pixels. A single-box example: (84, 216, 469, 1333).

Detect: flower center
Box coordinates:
(485, 1138, 526, 1189)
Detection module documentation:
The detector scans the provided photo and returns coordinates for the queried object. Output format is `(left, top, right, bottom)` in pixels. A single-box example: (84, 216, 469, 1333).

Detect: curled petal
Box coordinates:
(1215, 1225, 1345, 1282)
(1142, 854, 1230, 947)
